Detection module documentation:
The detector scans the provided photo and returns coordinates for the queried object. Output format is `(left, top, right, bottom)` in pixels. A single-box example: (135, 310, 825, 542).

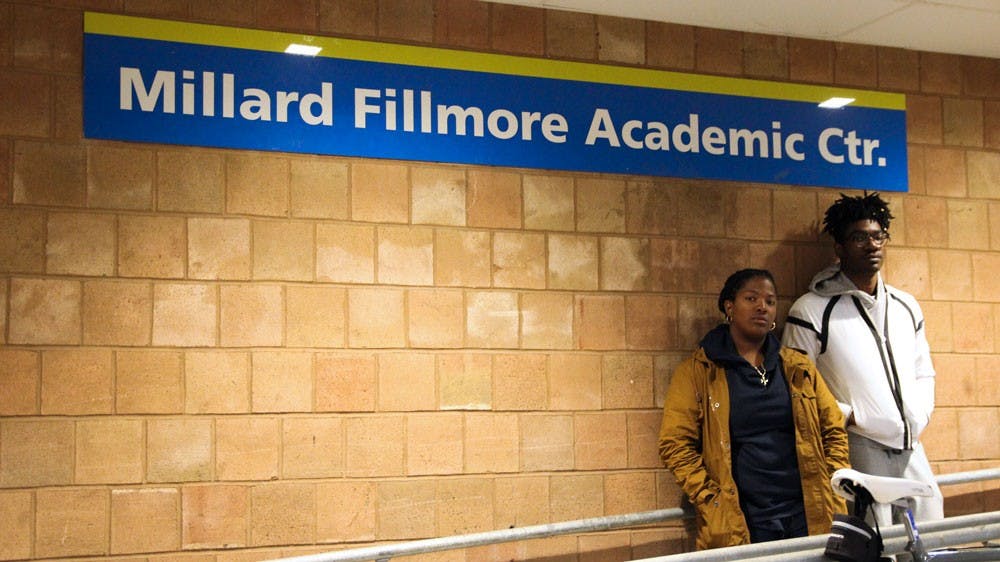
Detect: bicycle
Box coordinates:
(825, 468, 1000, 561)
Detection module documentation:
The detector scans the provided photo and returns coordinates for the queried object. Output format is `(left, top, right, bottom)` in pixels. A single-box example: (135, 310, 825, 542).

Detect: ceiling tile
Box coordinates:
(491, 0, 1000, 59)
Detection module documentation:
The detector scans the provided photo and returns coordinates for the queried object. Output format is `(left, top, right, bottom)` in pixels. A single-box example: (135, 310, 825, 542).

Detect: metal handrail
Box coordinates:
(936, 468, 1000, 486)
(631, 510, 1000, 561)
(267, 506, 695, 562)
(267, 467, 1000, 562)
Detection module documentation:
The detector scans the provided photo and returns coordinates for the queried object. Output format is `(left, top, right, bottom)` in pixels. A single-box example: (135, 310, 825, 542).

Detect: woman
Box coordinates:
(659, 268, 849, 549)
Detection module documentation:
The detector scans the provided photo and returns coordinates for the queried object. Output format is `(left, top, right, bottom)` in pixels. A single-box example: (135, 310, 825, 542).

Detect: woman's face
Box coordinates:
(724, 276, 777, 342)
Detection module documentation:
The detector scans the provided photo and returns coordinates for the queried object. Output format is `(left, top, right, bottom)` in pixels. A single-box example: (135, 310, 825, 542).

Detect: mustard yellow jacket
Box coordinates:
(658, 346, 849, 550)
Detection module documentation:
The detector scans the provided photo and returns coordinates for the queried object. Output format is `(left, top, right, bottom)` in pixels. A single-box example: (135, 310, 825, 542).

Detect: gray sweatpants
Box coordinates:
(847, 432, 945, 527)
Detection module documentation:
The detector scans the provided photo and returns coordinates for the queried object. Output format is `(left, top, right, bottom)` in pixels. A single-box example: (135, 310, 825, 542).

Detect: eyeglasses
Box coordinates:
(845, 230, 891, 246)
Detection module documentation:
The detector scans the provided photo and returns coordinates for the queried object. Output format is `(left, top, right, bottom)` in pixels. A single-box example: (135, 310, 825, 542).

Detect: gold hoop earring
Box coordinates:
(726, 315, 733, 324)
(769, 322, 776, 331)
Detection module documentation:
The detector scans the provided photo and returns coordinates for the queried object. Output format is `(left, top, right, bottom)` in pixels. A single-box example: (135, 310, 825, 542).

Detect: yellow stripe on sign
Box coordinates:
(84, 11, 906, 110)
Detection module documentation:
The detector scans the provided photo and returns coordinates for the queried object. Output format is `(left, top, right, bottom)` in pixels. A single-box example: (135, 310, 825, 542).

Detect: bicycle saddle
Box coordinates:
(831, 468, 935, 504)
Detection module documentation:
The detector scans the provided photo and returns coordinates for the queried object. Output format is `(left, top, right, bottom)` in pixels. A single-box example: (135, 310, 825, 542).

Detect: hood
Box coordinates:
(699, 323, 781, 372)
(808, 263, 882, 307)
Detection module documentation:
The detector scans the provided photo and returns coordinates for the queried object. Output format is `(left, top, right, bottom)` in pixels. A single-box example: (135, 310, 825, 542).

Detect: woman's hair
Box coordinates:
(717, 268, 775, 314)
(822, 191, 894, 243)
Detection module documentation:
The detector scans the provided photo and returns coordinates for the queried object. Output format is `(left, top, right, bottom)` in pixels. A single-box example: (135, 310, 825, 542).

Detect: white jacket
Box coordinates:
(782, 265, 936, 450)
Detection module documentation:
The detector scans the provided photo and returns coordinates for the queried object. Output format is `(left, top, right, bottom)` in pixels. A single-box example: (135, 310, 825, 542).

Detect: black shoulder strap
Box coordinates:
(785, 294, 841, 355)
(888, 291, 921, 332)
(818, 295, 841, 354)
(784, 316, 815, 332)
(851, 295, 911, 449)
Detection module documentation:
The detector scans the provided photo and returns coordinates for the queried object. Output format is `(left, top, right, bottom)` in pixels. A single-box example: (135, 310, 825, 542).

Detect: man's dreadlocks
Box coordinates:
(822, 191, 894, 243)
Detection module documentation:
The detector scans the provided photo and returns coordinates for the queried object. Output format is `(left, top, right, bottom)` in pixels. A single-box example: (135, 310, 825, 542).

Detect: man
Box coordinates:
(782, 192, 944, 526)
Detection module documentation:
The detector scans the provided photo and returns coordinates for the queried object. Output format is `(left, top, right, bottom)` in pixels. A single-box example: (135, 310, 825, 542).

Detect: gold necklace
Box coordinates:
(753, 363, 768, 386)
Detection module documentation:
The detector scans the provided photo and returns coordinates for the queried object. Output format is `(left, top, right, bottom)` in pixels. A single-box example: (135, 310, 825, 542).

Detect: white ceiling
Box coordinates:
(491, 0, 1000, 60)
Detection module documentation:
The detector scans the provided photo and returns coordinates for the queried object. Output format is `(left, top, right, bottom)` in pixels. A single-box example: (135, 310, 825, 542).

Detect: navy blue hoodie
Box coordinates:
(699, 324, 804, 521)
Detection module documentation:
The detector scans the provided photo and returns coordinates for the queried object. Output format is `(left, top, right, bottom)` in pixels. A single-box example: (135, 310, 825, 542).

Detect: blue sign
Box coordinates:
(83, 12, 908, 191)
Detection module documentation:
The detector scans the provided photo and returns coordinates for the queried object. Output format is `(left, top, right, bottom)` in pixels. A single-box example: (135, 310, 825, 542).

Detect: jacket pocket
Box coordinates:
(853, 405, 905, 444)
(696, 489, 741, 549)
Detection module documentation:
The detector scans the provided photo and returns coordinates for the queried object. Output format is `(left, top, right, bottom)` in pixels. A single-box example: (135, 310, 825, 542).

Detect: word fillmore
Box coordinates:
(120, 68, 888, 167)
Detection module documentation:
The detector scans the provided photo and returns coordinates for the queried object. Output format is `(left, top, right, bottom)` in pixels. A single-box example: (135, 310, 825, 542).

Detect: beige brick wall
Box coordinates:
(1, 1, 998, 561)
